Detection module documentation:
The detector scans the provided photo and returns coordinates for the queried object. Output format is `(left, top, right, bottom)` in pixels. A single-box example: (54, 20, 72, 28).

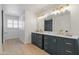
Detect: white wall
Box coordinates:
(0, 5, 2, 46)
(24, 10, 37, 44)
(19, 13, 25, 43)
(0, 5, 2, 53)
(69, 4, 79, 35)
(37, 18, 44, 32)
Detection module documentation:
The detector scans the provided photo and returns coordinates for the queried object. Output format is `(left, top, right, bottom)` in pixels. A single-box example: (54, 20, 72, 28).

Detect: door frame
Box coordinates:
(2, 10, 3, 45)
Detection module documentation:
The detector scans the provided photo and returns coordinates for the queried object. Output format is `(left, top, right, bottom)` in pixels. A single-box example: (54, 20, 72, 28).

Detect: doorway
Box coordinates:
(1, 5, 25, 54)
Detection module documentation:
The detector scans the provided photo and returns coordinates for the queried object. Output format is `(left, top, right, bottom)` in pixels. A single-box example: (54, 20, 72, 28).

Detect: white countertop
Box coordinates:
(33, 32, 79, 39)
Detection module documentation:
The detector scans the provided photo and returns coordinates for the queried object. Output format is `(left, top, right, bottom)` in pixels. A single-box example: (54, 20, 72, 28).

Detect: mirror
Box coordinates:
(37, 10, 71, 34)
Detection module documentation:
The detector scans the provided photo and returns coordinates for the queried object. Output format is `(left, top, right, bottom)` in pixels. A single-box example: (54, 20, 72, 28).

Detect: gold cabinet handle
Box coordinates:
(65, 50, 72, 53)
(65, 43, 72, 45)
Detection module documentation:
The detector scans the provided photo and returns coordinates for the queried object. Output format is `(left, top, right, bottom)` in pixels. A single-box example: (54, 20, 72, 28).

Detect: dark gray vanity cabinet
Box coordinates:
(44, 35, 56, 55)
(32, 33, 43, 49)
(31, 32, 79, 55)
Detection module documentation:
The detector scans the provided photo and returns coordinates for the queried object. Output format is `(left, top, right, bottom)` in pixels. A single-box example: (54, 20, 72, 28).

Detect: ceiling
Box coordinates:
(24, 4, 67, 16)
(2, 4, 66, 16)
(2, 4, 25, 16)
(24, 4, 61, 15)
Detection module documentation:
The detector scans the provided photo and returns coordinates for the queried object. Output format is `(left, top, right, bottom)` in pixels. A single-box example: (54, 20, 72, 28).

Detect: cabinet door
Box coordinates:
(44, 35, 56, 55)
(36, 34, 43, 49)
(44, 36, 49, 53)
(74, 39, 79, 55)
(32, 33, 37, 45)
(32, 33, 42, 48)
(56, 37, 64, 55)
(48, 36, 56, 55)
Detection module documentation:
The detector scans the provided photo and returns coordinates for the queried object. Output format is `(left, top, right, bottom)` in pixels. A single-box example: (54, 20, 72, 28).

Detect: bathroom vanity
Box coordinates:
(32, 10, 78, 55)
(31, 32, 79, 55)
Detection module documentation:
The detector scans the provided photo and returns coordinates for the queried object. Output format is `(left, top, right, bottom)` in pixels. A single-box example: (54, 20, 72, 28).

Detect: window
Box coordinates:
(14, 20, 18, 28)
(7, 19, 13, 28)
(7, 16, 24, 29)
(19, 20, 24, 29)
(7, 19, 18, 28)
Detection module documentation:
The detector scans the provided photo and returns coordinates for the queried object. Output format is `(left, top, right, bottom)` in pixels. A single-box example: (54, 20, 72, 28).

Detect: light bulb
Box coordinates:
(53, 10, 58, 15)
(56, 10, 60, 14)
(60, 5, 70, 13)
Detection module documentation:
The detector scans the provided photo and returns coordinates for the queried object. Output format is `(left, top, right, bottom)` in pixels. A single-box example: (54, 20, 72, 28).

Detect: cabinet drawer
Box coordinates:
(64, 39, 75, 48)
(64, 38, 75, 44)
(64, 42, 74, 49)
(64, 45, 74, 51)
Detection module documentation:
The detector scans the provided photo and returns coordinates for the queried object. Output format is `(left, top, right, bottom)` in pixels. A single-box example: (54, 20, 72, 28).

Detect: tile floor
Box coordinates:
(0, 39, 48, 55)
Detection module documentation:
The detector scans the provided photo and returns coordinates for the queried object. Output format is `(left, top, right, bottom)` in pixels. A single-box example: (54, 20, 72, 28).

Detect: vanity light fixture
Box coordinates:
(55, 10, 60, 14)
(52, 5, 69, 15)
(60, 6, 66, 12)
(50, 9, 59, 15)
(37, 4, 70, 19)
